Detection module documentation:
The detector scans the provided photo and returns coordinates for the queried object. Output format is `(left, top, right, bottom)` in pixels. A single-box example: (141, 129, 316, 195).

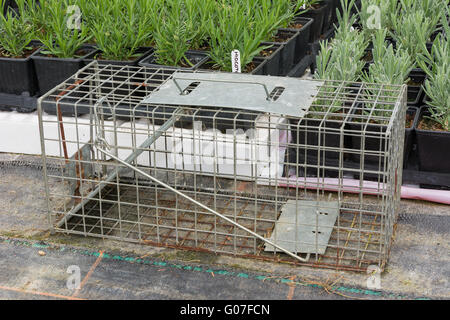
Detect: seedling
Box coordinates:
(362, 29, 413, 119)
(313, 0, 367, 114)
(31, 0, 91, 58)
(89, 0, 155, 61)
(206, 0, 273, 71)
(417, 14, 450, 131)
(390, 9, 440, 62)
(0, 0, 35, 57)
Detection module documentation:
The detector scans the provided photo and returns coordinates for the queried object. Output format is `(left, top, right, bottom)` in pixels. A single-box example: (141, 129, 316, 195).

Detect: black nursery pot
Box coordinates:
(407, 69, 426, 106)
(139, 50, 208, 70)
(32, 45, 98, 96)
(348, 110, 388, 169)
(288, 117, 348, 178)
(40, 47, 154, 117)
(284, 17, 314, 64)
(404, 107, 419, 167)
(415, 106, 450, 173)
(0, 46, 40, 96)
(321, 0, 335, 34)
(300, 0, 330, 42)
(266, 29, 299, 76)
(330, 0, 340, 24)
(409, 68, 427, 83)
(250, 57, 267, 75)
(256, 42, 283, 76)
(85, 46, 153, 66)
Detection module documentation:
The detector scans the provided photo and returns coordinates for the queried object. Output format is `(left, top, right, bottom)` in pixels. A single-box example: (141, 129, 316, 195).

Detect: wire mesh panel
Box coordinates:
(38, 61, 406, 272)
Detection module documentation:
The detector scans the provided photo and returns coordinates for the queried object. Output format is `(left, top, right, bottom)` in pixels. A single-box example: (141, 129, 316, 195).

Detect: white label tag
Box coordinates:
(231, 50, 241, 73)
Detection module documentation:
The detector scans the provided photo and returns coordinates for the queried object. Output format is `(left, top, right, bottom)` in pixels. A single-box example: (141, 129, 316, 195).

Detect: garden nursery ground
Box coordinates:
(0, 154, 448, 300)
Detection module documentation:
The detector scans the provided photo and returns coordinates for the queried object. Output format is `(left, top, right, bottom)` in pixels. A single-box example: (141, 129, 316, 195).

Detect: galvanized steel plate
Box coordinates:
(142, 72, 323, 118)
(265, 200, 339, 254)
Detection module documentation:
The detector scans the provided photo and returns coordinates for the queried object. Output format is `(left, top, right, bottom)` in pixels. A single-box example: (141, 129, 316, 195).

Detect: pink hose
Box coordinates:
(277, 177, 450, 205)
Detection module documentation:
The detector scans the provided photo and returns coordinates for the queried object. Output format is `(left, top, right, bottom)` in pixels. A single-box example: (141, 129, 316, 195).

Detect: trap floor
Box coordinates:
(60, 179, 386, 272)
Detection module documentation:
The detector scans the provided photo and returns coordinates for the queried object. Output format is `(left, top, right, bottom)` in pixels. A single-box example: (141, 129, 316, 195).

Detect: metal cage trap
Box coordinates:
(38, 61, 406, 272)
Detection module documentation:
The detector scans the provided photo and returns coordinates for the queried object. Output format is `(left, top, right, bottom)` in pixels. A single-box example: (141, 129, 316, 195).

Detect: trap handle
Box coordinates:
(172, 76, 275, 101)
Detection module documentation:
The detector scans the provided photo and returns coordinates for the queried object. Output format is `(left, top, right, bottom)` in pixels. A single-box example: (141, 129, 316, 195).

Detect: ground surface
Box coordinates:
(0, 154, 449, 300)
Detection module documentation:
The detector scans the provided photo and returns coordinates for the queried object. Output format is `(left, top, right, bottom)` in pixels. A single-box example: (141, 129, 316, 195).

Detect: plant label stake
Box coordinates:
(231, 50, 241, 73)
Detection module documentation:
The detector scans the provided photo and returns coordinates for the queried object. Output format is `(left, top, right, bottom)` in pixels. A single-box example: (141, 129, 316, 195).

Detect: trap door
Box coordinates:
(143, 71, 323, 118)
(265, 200, 339, 255)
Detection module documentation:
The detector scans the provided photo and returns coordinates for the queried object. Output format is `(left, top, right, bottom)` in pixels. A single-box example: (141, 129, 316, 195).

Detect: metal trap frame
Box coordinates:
(38, 61, 406, 272)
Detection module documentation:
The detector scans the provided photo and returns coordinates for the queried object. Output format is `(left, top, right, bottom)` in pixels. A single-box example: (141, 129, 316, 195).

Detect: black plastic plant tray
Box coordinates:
(287, 54, 315, 78)
(414, 106, 450, 174)
(284, 17, 314, 64)
(139, 50, 209, 70)
(32, 45, 98, 96)
(85, 47, 153, 66)
(0, 92, 37, 113)
(256, 42, 283, 76)
(265, 29, 300, 76)
(301, 0, 330, 42)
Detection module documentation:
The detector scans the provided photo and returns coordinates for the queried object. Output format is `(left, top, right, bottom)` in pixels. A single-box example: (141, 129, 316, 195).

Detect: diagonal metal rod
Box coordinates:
(95, 147, 309, 263)
(56, 110, 184, 228)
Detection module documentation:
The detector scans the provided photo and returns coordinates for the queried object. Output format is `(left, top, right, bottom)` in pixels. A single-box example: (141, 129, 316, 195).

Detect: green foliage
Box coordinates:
(417, 14, 450, 131)
(88, 0, 155, 61)
(390, 9, 440, 61)
(206, 0, 274, 71)
(0, 0, 35, 57)
(363, 29, 413, 85)
(362, 29, 413, 119)
(358, 0, 397, 38)
(152, 0, 194, 66)
(31, 0, 91, 58)
(313, 0, 367, 114)
(183, 0, 215, 50)
(316, 0, 367, 82)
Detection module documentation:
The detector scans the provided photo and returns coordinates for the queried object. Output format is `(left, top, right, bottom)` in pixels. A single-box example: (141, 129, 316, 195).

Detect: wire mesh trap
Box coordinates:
(38, 61, 406, 272)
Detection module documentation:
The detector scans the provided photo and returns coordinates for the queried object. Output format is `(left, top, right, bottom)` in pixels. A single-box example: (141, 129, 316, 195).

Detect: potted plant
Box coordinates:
(350, 30, 413, 168)
(139, 0, 209, 70)
(358, 0, 397, 39)
(260, 1, 313, 67)
(273, 1, 314, 65)
(30, 0, 96, 96)
(0, 0, 39, 99)
(200, 0, 271, 73)
(84, 0, 154, 66)
(251, 2, 295, 75)
(390, 5, 441, 83)
(415, 21, 450, 174)
(299, 0, 331, 42)
(287, 10, 367, 177)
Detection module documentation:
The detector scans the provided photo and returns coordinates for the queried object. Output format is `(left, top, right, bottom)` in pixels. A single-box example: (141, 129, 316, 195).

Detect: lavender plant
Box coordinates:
(31, 0, 91, 58)
(313, 0, 367, 113)
(152, 0, 193, 66)
(362, 29, 413, 119)
(390, 9, 440, 62)
(417, 15, 450, 131)
(206, 0, 273, 71)
(89, 0, 155, 61)
(0, 0, 35, 57)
